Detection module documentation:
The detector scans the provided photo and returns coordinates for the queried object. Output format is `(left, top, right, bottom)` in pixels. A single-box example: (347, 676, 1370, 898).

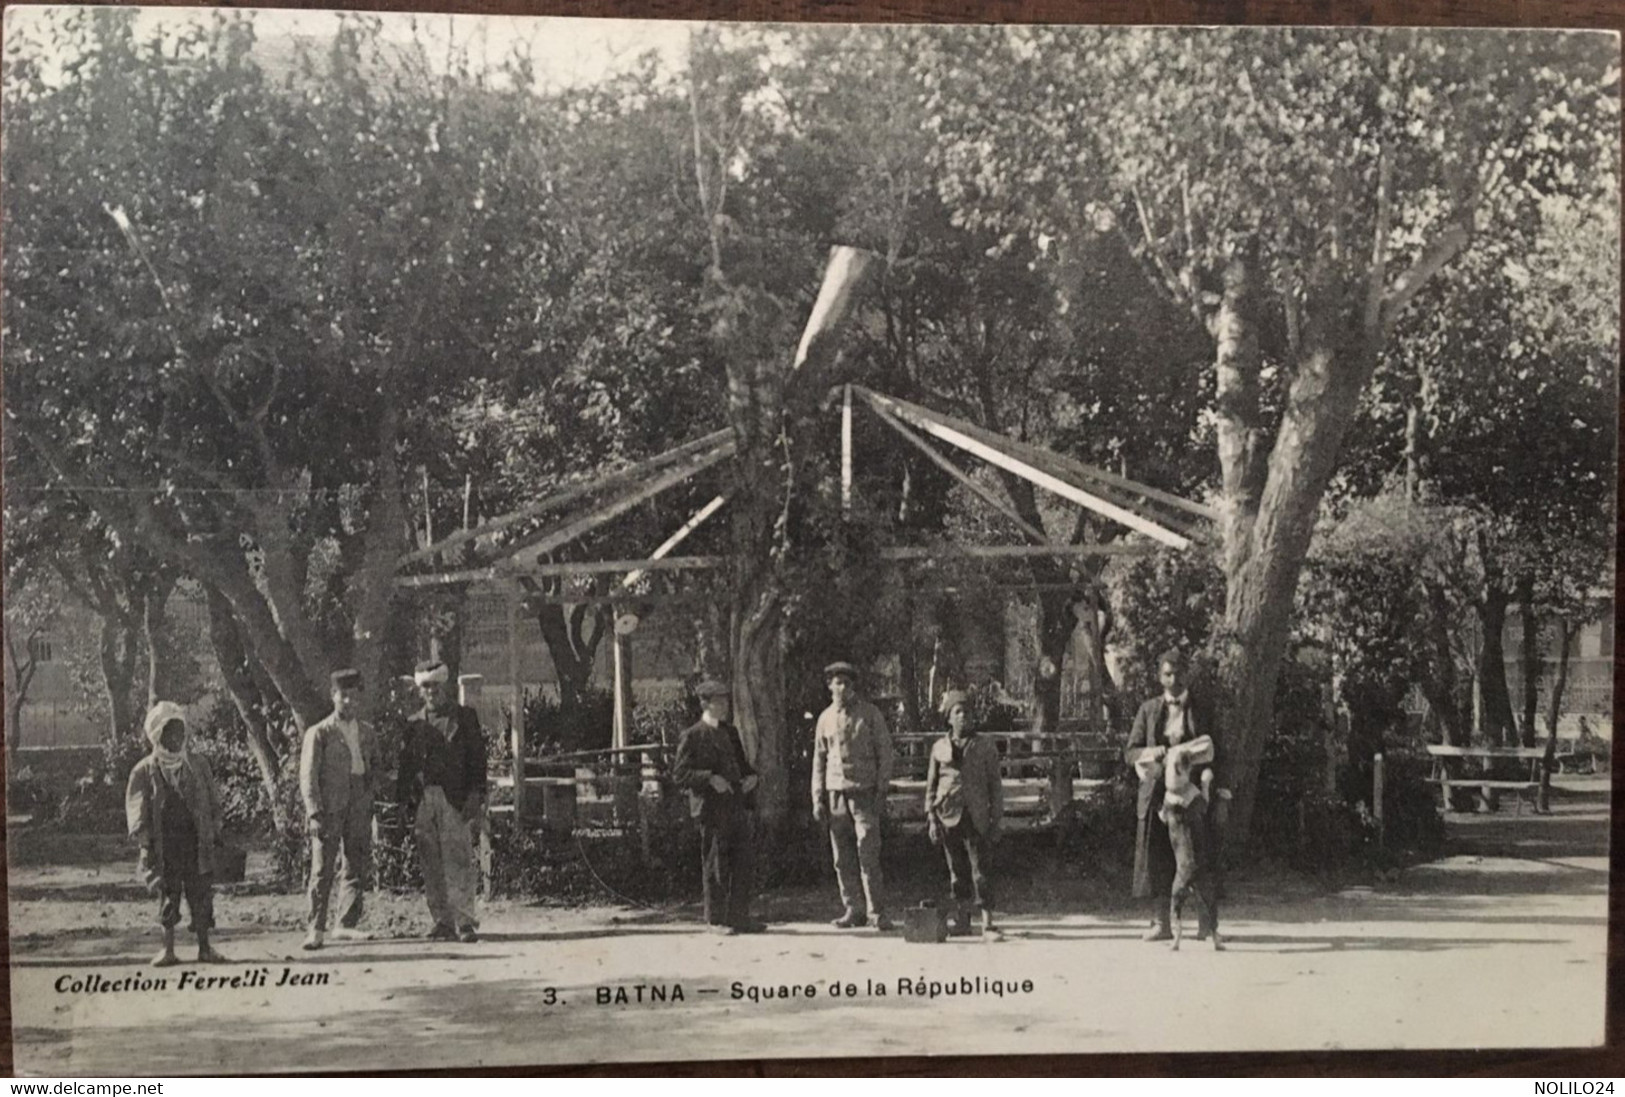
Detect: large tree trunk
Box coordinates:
(1517, 572, 1540, 747)
(1477, 585, 1517, 747)
(535, 602, 608, 715)
(727, 439, 792, 831)
(1546, 616, 1577, 736)
(899, 597, 923, 736)
(348, 402, 406, 713)
(692, 601, 731, 682)
(5, 634, 40, 759)
(1081, 587, 1118, 732)
(1032, 591, 1076, 737)
(208, 560, 329, 730)
(205, 584, 292, 833)
(1035, 589, 1081, 818)
(1215, 264, 1380, 841)
(252, 492, 330, 694)
(141, 572, 182, 706)
(1420, 578, 1470, 745)
(99, 615, 140, 744)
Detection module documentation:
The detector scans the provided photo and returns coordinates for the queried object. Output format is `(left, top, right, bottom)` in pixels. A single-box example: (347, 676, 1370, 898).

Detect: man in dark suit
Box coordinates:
(672, 680, 765, 935)
(396, 659, 487, 943)
(1123, 648, 1219, 941)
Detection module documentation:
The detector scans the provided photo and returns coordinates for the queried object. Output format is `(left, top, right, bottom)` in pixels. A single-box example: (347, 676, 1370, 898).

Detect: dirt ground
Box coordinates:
(6, 776, 1610, 1075)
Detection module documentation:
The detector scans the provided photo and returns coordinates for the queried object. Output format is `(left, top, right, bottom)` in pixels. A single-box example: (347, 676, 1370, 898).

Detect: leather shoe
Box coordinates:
(1143, 925, 1173, 942)
(831, 912, 867, 929)
(873, 914, 895, 932)
(426, 923, 456, 941)
(456, 925, 479, 943)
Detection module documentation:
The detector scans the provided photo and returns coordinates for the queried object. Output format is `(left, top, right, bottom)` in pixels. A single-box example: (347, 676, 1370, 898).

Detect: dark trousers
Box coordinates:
(941, 820, 992, 912)
(307, 794, 372, 931)
(700, 803, 756, 927)
(1145, 812, 1176, 927)
(158, 814, 214, 932)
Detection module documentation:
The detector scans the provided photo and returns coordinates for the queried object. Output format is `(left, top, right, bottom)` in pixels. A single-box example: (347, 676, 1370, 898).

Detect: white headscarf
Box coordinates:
(143, 701, 189, 779)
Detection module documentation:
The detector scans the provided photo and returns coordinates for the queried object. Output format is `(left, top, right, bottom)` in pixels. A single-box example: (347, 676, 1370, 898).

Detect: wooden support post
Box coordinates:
(1537, 740, 1554, 814)
(611, 615, 638, 831)
(506, 582, 526, 823)
(842, 383, 854, 517)
(612, 614, 634, 753)
(1373, 752, 1385, 848)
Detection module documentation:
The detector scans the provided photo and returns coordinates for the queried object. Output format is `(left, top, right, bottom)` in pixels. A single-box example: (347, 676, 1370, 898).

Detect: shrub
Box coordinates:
(373, 803, 424, 893)
(1055, 770, 1140, 873)
(483, 812, 700, 903)
(1104, 545, 1224, 703)
(630, 697, 696, 748)
(507, 688, 616, 760)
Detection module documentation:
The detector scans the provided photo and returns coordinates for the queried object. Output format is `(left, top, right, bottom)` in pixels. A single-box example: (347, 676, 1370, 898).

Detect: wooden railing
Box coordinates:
(487, 735, 1126, 831)
(1423, 743, 1553, 816)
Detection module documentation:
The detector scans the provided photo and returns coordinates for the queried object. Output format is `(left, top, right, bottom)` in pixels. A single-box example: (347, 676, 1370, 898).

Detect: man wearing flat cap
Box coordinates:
(300, 668, 381, 950)
(396, 659, 488, 943)
(812, 661, 895, 930)
(672, 679, 764, 935)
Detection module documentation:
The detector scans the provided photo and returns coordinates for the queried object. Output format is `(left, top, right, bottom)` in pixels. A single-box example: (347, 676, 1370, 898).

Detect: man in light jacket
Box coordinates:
(300, 668, 381, 951)
(811, 662, 894, 930)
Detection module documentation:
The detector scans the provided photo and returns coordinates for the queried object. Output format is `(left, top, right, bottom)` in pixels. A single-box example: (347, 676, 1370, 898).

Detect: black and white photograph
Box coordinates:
(2, 8, 1617, 1075)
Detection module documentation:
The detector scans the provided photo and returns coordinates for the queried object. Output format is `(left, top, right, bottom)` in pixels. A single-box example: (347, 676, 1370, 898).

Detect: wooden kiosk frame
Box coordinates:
(394, 249, 1213, 822)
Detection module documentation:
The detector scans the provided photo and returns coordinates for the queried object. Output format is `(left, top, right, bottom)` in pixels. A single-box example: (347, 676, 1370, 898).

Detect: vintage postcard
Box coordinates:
(3, 7, 1616, 1075)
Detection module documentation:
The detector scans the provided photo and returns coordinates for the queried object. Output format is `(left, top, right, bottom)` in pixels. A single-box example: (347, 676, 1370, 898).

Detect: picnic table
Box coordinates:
(1424, 743, 1552, 816)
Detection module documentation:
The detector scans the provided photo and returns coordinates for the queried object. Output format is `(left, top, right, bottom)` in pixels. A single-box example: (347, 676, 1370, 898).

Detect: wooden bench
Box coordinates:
(1423, 744, 1551, 816)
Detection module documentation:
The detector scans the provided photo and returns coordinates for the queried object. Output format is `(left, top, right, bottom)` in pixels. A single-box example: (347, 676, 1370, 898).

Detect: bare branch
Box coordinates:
(1380, 221, 1472, 336)
(1363, 148, 1392, 337)
(244, 350, 285, 425)
(1129, 185, 1189, 302)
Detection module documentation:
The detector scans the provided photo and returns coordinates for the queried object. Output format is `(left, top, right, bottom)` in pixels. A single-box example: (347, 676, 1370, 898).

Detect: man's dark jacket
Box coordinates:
(396, 703, 488, 815)
(1123, 693, 1219, 820)
(672, 718, 756, 825)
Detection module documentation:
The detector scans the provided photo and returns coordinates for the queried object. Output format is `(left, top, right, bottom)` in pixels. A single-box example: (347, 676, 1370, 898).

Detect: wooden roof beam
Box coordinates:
(857, 387, 1216, 525)
(622, 493, 729, 589)
(396, 428, 733, 569)
(498, 442, 735, 570)
(854, 387, 1192, 550)
(871, 403, 1049, 545)
(396, 539, 1155, 589)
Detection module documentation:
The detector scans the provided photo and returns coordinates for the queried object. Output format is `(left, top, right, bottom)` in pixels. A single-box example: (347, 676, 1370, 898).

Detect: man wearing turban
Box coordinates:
(125, 702, 227, 966)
